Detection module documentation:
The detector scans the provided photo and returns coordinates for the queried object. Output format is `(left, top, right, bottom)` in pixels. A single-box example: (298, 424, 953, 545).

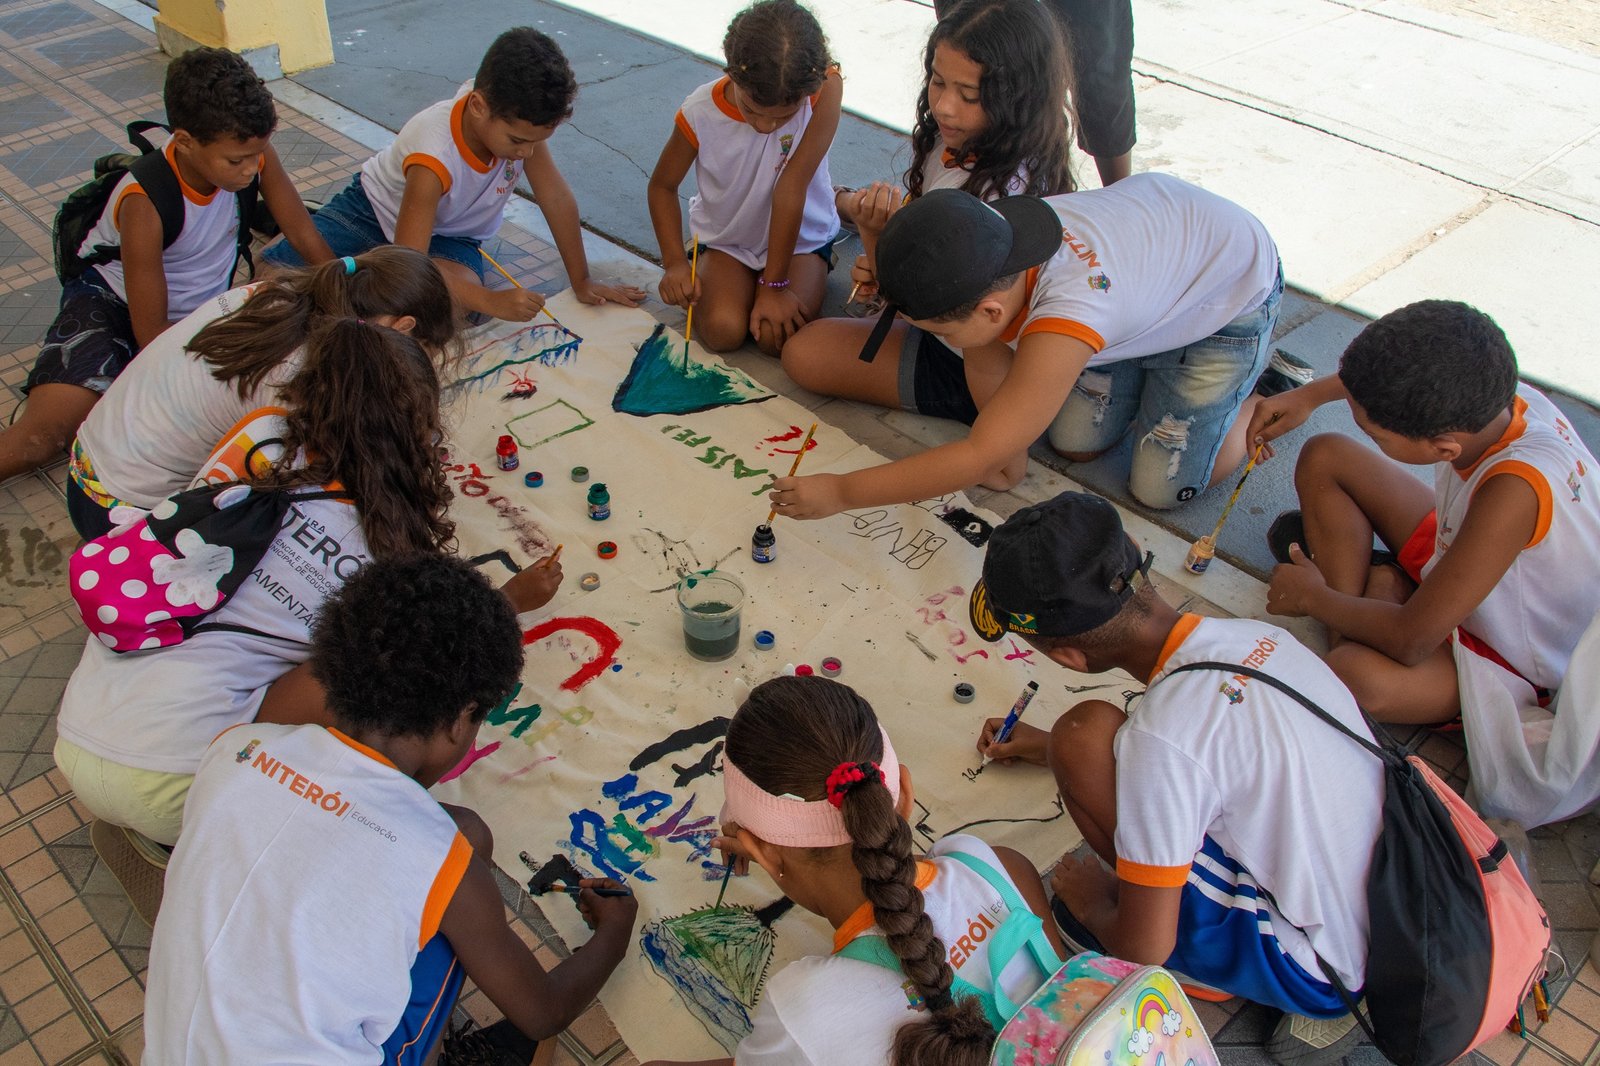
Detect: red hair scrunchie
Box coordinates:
(825, 760, 883, 808)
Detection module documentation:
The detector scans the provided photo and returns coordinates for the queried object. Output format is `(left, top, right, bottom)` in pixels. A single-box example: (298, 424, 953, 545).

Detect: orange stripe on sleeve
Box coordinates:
(1480, 460, 1553, 548)
(1020, 317, 1106, 351)
(403, 153, 453, 196)
(110, 184, 148, 231)
(673, 110, 699, 150)
(419, 831, 473, 950)
(1116, 858, 1191, 889)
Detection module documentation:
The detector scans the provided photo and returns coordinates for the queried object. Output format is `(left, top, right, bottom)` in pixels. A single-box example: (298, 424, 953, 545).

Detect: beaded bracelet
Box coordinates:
(757, 276, 790, 290)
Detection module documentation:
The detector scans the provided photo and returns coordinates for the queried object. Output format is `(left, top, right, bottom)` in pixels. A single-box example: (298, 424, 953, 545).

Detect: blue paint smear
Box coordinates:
(612, 323, 774, 417)
(641, 915, 758, 1051)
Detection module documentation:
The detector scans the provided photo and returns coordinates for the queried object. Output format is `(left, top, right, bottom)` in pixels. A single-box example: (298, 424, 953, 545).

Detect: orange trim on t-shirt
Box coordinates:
(1457, 396, 1529, 480)
(1116, 858, 1191, 889)
(998, 267, 1043, 344)
(419, 831, 474, 949)
(1149, 613, 1202, 681)
(328, 727, 398, 770)
(1479, 459, 1553, 549)
(1020, 317, 1106, 351)
(402, 153, 453, 196)
(164, 140, 217, 206)
(673, 110, 699, 149)
(110, 184, 147, 230)
(832, 860, 938, 953)
(450, 94, 494, 175)
(711, 77, 745, 123)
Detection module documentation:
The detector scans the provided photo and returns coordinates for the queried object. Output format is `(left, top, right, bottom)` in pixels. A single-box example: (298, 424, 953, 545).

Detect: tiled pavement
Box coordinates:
(0, 0, 1598, 1063)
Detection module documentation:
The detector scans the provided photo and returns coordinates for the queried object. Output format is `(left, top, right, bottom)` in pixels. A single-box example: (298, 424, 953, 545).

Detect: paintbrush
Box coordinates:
(539, 544, 563, 568)
(683, 237, 700, 370)
(714, 856, 735, 909)
(552, 883, 634, 898)
(1205, 441, 1266, 546)
(478, 247, 567, 332)
(766, 422, 818, 523)
(846, 281, 861, 305)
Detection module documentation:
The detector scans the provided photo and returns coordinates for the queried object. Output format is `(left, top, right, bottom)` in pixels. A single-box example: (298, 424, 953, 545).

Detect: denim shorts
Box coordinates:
(1049, 263, 1284, 509)
(261, 174, 487, 279)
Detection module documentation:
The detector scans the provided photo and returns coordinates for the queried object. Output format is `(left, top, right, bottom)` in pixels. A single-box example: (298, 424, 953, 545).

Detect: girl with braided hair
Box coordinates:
(646, 675, 1062, 1066)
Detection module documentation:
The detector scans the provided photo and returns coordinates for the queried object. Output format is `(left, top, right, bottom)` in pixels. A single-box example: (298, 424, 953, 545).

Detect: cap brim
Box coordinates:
(857, 304, 899, 363)
(991, 195, 1064, 277)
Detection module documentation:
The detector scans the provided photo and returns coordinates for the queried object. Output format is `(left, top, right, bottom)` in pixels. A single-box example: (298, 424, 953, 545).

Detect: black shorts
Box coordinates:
(898, 325, 980, 425)
(1042, 0, 1137, 159)
(26, 268, 137, 395)
(693, 235, 838, 272)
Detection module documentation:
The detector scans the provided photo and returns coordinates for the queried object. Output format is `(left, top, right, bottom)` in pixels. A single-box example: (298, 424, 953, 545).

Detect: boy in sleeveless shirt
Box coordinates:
(1250, 300, 1600, 724)
(144, 554, 637, 1064)
(262, 27, 644, 321)
(0, 47, 329, 485)
(970, 492, 1383, 1066)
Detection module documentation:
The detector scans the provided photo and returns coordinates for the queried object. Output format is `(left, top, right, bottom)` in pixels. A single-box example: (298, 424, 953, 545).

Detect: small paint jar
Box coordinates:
(820, 657, 842, 677)
(753, 630, 776, 651)
(587, 483, 611, 521)
(571, 466, 589, 483)
(751, 523, 776, 563)
(794, 664, 814, 676)
(578, 572, 601, 591)
(953, 682, 976, 704)
(524, 471, 544, 488)
(1184, 534, 1216, 576)
(495, 435, 519, 471)
(597, 541, 618, 560)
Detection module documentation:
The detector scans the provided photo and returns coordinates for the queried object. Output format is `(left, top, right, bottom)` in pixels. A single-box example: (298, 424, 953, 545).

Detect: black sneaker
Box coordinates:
(1266, 1010, 1364, 1066)
(1051, 896, 1109, 956)
(1267, 510, 1305, 565)
(1256, 349, 1316, 397)
(439, 1020, 540, 1066)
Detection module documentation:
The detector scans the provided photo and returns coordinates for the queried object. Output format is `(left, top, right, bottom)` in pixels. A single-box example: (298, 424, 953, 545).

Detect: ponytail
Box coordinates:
(256, 317, 454, 560)
(193, 245, 461, 398)
(727, 677, 996, 1066)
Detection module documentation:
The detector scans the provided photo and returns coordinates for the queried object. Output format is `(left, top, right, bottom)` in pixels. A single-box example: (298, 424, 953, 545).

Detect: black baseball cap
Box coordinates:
(858, 189, 1064, 362)
(969, 492, 1153, 642)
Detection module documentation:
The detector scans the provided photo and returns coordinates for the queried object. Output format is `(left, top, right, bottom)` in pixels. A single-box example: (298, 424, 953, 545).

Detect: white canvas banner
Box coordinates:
(431, 294, 1114, 1060)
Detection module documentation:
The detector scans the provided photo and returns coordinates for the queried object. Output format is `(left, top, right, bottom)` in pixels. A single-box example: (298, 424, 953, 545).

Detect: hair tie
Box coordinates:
(825, 760, 883, 808)
(341, 256, 358, 275)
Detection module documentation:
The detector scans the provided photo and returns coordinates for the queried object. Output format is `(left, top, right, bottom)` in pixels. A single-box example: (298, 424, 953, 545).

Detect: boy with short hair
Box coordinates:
(1251, 300, 1600, 724)
(970, 492, 1382, 1066)
(264, 27, 644, 320)
(0, 46, 330, 484)
(144, 554, 637, 1064)
(772, 175, 1281, 516)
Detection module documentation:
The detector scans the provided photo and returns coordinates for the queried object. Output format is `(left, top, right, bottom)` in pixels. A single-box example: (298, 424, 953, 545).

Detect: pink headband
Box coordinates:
(719, 728, 901, 848)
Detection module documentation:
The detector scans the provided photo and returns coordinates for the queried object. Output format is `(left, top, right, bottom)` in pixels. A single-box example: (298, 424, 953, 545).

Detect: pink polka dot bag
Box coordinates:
(69, 481, 344, 652)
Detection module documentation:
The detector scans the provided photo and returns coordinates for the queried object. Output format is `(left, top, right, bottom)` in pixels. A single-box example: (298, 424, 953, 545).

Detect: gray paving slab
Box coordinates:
(1514, 131, 1600, 227)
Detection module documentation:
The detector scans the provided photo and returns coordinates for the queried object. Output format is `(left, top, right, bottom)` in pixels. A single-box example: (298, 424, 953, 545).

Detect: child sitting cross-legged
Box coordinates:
(644, 675, 1064, 1066)
(143, 553, 636, 1064)
(1251, 299, 1600, 723)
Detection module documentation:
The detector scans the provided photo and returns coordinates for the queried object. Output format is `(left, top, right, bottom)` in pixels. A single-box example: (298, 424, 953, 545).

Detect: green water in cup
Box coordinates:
(677, 571, 744, 662)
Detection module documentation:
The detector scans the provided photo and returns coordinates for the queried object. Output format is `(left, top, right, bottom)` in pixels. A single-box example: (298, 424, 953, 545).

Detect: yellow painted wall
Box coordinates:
(156, 0, 333, 73)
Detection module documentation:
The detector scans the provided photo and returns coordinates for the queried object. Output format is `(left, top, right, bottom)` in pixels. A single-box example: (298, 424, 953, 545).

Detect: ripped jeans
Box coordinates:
(1048, 268, 1282, 509)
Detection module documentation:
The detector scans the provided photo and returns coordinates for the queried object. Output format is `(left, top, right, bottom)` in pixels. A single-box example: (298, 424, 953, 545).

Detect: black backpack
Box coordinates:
(53, 119, 259, 285)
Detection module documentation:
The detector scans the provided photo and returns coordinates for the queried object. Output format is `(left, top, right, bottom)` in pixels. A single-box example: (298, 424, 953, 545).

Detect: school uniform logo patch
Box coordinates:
(1087, 272, 1112, 292)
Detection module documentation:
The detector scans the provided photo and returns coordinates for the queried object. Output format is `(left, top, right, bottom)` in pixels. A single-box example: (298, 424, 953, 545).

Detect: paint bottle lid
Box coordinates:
(794, 664, 814, 676)
(597, 541, 618, 559)
(953, 682, 976, 704)
(524, 471, 544, 488)
(571, 466, 589, 483)
(753, 630, 776, 651)
(820, 657, 842, 677)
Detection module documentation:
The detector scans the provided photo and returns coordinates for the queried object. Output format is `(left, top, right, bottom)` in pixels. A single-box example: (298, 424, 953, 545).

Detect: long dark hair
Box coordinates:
(723, 0, 832, 108)
(907, 0, 1075, 201)
(190, 245, 460, 399)
(727, 677, 994, 1066)
(256, 318, 454, 561)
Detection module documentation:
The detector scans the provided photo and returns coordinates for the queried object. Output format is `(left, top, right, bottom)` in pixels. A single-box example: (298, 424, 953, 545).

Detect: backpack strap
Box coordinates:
(941, 850, 1064, 1020)
(233, 174, 260, 280)
(1161, 661, 1396, 764)
(834, 934, 994, 1024)
(124, 119, 169, 156)
(188, 621, 308, 646)
(124, 149, 185, 251)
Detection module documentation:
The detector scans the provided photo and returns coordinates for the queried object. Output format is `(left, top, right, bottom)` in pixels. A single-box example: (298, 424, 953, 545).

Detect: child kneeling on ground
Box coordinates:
(644, 675, 1064, 1066)
(1251, 299, 1600, 724)
(144, 553, 636, 1064)
(971, 492, 1382, 1066)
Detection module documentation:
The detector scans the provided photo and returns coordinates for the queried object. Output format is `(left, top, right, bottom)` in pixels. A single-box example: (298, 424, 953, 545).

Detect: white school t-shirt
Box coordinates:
(1002, 173, 1279, 367)
(1113, 615, 1382, 990)
(74, 285, 300, 509)
(916, 136, 1030, 197)
(55, 495, 368, 776)
(80, 141, 251, 317)
(1425, 384, 1600, 691)
(734, 835, 1053, 1066)
(144, 722, 472, 1064)
(676, 77, 839, 270)
(362, 83, 525, 242)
